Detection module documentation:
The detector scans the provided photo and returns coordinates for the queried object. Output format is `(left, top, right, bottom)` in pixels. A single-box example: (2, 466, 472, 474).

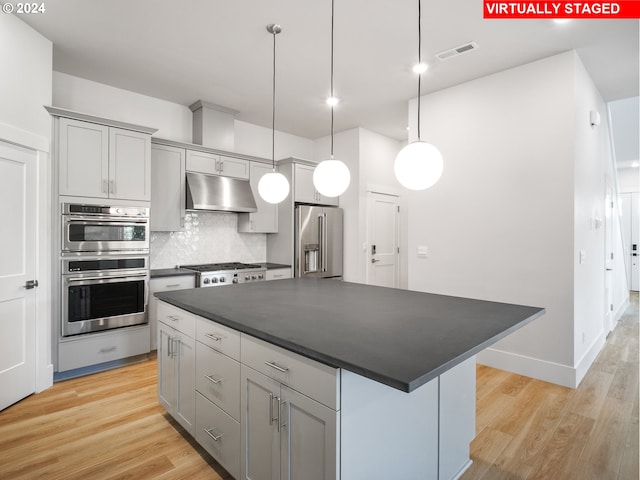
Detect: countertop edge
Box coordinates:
(155, 293, 546, 393)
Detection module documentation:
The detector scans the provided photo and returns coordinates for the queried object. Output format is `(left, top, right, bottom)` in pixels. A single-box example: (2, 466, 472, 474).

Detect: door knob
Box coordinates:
(25, 280, 39, 289)
(371, 258, 380, 263)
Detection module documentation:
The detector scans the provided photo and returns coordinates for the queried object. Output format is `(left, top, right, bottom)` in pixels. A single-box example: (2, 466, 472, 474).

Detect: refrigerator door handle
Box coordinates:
(318, 214, 324, 273)
(322, 212, 328, 272)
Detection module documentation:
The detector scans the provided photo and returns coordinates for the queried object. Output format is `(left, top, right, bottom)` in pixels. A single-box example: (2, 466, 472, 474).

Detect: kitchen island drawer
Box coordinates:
(196, 316, 240, 360)
(157, 301, 196, 337)
(196, 392, 240, 479)
(196, 341, 240, 421)
(241, 334, 340, 410)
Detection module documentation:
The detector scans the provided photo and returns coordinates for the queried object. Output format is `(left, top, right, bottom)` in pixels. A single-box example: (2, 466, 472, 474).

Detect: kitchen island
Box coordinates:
(156, 278, 544, 480)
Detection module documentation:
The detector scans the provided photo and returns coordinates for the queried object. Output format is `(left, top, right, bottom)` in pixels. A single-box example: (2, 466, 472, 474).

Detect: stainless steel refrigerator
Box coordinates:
(295, 205, 343, 278)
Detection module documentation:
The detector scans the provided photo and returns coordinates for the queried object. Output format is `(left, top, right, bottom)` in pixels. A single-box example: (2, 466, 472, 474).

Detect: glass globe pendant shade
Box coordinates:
(394, 141, 443, 190)
(313, 159, 351, 197)
(258, 171, 290, 204)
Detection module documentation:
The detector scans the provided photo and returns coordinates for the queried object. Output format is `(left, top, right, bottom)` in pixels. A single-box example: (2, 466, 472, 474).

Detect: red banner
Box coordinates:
(483, 1, 640, 18)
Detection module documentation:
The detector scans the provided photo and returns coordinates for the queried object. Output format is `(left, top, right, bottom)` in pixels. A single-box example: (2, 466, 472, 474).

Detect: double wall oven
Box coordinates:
(61, 204, 150, 337)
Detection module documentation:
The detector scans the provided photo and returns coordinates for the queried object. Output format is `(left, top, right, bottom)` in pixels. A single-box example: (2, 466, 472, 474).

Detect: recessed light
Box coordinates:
(553, 19, 572, 24)
(632, 161, 639, 168)
(412, 63, 428, 74)
(326, 96, 339, 106)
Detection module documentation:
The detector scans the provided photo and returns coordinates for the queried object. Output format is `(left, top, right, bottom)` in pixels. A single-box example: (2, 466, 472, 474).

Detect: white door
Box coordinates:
(366, 192, 400, 288)
(0, 141, 37, 411)
(631, 192, 640, 291)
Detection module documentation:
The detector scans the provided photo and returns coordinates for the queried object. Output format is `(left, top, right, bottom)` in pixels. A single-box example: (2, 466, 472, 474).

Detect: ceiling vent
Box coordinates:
(436, 42, 479, 61)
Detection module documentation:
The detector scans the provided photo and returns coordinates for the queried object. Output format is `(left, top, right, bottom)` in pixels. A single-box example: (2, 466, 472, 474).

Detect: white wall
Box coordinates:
(1, 14, 53, 392)
(0, 14, 52, 151)
(572, 54, 612, 380)
(618, 168, 640, 192)
(53, 72, 315, 160)
(407, 52, 577, 386)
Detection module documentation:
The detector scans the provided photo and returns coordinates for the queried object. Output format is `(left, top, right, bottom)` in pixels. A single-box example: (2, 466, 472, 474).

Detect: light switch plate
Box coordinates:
(417, 246, 429, 258)
(579, 250, 586, 264)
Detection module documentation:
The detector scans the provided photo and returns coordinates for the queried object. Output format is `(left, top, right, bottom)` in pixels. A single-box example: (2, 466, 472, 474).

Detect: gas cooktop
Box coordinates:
(180, 262, 263, 273)
(180, 262, 266, 287)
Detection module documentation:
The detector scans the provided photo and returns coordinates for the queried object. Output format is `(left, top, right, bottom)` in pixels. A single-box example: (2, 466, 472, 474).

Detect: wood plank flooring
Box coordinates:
(0, 293, 637, 479)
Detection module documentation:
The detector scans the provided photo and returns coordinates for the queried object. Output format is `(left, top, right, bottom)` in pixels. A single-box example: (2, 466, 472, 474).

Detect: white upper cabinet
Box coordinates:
(238, 161, 278, 233)
(58, 117, 151, 202)
(150, 144, 186, 231)
(294, 163, 339, 206)
(186, 150, 249, 179)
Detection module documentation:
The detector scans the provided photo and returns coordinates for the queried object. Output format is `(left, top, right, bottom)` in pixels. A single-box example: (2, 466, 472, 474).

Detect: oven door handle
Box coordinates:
(65, 273, 148, 282)
(66, 216, 149, 223)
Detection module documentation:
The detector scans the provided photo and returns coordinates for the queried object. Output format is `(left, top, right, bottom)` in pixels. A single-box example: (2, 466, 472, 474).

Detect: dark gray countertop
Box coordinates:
(150, 268, 196, 279)
(156, 278, 544, 393)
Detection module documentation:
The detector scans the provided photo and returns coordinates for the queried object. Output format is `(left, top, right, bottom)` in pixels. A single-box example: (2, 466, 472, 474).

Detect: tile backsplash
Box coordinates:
(150, 212, 266, 269)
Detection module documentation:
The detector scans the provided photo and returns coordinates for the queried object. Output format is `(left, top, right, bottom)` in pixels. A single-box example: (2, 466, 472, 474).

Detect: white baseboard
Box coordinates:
(477, 349, 577, 388)
(478, 329, 608, 389)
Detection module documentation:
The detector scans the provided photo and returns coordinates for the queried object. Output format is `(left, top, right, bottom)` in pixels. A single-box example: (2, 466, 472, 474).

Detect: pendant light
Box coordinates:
(313, 0, 351, 198)
(394, 0, 443, 190)
(258, 24, 290, 204)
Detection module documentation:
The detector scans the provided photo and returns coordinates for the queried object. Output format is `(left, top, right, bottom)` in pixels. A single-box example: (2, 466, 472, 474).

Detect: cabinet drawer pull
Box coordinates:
(265, 361, 289, 373)
(165, 283, 181, 288)
(203, 427, 223, 442)
(204, 374, 223, 385)
(167, 315, 180, 322)
(205, 333, 223, 342)
(99, 346, 116, 354)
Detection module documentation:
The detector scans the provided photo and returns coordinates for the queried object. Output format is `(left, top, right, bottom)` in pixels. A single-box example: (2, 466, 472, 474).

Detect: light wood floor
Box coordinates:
(0, 294, 637, 479)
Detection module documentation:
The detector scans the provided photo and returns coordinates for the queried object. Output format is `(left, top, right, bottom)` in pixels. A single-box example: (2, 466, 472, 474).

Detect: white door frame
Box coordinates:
(0, 135, 53, 399)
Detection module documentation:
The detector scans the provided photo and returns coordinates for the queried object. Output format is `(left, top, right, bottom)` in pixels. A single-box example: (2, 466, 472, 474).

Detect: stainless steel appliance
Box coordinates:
(61, 254, 149, 336)
(295, 205, 343, 278)
(60, 203, 151, 337)
(62, 203, 149, 253)
(180, 262, 266, 287)
(186, 172, 257, 213)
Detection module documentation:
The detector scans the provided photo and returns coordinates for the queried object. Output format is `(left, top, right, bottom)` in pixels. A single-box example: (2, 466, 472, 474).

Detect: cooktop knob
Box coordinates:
(211, 277, 218, 283)
(258, 273, 264, 279)
(232, 277, 239, 284)
(245, 275, 250, 281)
(203, 277, 210, 284)
(219, 277, 226, 283)
(251, 274, 257, 280)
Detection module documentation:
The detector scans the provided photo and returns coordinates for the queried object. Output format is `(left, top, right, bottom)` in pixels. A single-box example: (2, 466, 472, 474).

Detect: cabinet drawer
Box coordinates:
(241, 334, 340, 410)
(196, 316, 240, 360)
(196, 342, 240, 421)
(58, 325, 150, 372)
(196, 392, 240, 480)
(265, 268, 291, 281)
(157, 301, 196, 337)
(149, 275, 195, 293)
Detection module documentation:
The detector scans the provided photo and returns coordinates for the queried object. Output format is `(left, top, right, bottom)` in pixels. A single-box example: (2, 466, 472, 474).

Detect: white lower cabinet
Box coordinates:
(157, 304, 196, 436)
(240, 366, 338, 480)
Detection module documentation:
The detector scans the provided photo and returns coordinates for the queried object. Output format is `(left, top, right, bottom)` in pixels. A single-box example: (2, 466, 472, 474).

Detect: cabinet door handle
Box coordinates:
(203, 427, 223, 442)
(204, 374, 223, 385)
(167, 336, 173, 357)
(103, 180, 109, 194)
(279, 400, 287, 432)
(265, 361, 289, 373)
(109, 180, 115, 194)
(219, 160, 224, 173)
(269, 392, 276, 426)
(171, 338, 179, 358)
(205, 333, 223, 342)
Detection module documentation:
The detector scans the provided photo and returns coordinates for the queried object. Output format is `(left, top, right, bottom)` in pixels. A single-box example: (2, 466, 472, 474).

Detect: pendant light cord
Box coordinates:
(272, 29, 277, 170)
(330, 0, 335, 159)
(417, 0, 422, 142)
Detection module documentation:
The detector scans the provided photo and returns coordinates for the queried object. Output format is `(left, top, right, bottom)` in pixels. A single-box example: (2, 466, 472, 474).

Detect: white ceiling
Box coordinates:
(19, 1, 639, 141)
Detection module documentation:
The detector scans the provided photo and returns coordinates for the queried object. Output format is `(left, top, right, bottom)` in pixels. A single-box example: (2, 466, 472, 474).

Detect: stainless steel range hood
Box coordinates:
(186, 172, 257, 213)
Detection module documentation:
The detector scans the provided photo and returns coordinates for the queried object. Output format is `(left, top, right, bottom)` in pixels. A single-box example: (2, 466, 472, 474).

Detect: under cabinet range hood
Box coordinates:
(186, 172, 257, 213)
